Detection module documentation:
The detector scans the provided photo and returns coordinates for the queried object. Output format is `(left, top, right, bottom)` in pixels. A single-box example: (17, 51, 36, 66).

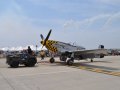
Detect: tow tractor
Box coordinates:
(6, 53, 37, 68)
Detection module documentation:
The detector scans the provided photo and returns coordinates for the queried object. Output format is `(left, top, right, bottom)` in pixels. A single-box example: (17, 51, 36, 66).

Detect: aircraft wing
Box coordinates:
(73, 49, 108, 55)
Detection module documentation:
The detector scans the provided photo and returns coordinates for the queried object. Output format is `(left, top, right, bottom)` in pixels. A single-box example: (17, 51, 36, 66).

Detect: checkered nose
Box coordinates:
(46, 40, 58, 52)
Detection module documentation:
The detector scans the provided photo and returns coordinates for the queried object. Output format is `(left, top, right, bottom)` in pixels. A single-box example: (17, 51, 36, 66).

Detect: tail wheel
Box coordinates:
(91, 59, 93, 62)
(100, 54, 104, 58)
(67, 59, 74, 65)
(50, 58, 55, 63)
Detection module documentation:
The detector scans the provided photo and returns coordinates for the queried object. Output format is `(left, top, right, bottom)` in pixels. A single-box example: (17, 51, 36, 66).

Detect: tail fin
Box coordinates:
(98, 45, 104, 49)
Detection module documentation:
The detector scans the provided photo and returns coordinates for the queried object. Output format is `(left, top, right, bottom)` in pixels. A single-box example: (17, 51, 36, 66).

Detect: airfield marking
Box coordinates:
(38, 61, 120, 77)
(70, 65, 120, 77)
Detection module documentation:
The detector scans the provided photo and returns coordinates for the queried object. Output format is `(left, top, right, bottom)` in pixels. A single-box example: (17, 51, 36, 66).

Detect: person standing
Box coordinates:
(40, 50, 45, 60)
(27, 46, 33, 55)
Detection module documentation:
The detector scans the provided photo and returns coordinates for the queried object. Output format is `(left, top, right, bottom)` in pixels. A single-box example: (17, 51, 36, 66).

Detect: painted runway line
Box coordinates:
(71, 65, 120, 77)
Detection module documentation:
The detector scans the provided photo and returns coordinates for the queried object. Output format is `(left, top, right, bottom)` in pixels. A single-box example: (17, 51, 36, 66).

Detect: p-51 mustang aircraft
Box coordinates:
(40, 30, 107, 65)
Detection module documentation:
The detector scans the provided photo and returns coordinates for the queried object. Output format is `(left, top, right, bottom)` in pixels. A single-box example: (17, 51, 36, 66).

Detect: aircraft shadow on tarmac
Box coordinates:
(47, 61, 119, 71)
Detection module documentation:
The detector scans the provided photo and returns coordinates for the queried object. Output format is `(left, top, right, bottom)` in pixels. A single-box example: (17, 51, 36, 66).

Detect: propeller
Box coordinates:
(40, 34, 44, 40)
(40, 29, 52, 49)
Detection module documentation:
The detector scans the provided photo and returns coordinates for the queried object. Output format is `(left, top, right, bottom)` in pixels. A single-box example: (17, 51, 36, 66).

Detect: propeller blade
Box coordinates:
(45, 29, 52, 41)
(40, 34, 44, 40)
(43, 29, 52, 46)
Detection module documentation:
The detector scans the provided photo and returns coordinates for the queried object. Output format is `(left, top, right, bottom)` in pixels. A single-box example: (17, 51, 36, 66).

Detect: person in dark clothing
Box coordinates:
(27, 46, 33, 55)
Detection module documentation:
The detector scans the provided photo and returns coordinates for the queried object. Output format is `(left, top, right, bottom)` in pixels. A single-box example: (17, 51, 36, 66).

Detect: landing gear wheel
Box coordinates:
(67, 59, 74, 65)
(100, 54, 104, 58)
(50, 58, 55, 63)
(91, 59, 93, 62)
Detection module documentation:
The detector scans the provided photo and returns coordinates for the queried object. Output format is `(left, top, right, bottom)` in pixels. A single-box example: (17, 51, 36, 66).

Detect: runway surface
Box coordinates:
(0, 56, 120, 90)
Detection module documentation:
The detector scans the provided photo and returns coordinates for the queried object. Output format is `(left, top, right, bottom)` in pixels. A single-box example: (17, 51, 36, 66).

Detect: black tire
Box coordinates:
(91, 59, 93, 62)
(10, 60, 19, 68)
(100, 54, 104, 58)
(50, 58, 55, 63)
(25, 57, 37, 67)
(67, 59, 73, 65)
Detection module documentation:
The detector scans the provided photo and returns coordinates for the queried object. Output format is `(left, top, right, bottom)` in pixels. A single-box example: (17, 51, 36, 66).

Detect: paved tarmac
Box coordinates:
(0, 56, 120, 90)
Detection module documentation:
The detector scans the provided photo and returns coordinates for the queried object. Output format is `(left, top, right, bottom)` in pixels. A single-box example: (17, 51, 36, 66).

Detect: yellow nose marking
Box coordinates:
(46, 40, 58, 52)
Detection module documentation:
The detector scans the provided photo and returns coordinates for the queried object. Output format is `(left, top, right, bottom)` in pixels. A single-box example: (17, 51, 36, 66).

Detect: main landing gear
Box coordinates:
(49, 53, 74, 65)
(49, 57, 55, 63)
(49, 57, 74, 66)
(66, 58, 74, 65)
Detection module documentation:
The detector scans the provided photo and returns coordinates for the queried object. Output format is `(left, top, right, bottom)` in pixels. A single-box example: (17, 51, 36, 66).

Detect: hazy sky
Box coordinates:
(0, 0, 120, 49)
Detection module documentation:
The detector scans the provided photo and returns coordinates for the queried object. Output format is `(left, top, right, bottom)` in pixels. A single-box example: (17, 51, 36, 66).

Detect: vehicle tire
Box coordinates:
(10, 60, 19, 68)
(50, 58, 55, 63)
(25, 57, 37, 67)
(67, 59, 73, 65)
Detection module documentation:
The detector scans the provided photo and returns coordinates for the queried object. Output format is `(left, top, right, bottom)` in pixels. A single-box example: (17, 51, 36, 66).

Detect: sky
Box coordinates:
(0, 0, 120, 49)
